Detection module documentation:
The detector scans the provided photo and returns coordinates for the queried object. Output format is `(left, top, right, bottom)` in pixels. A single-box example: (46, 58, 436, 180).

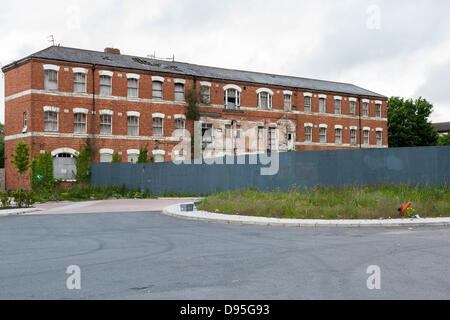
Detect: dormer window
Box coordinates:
(223, 84, 241, 110)
(257, 88, 274, 110)
(43, 64, 59, 90)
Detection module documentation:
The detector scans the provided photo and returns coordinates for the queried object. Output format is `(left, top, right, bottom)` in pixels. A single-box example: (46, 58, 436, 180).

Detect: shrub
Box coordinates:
(23, 191, 37, 207)
(12, 189, 26, 208)
(0, 191, 11, 208)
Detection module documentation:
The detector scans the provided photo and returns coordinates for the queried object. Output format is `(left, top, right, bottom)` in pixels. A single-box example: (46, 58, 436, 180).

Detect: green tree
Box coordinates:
(11, 140, 31, 189)
(137, 145, 149, 163)
(438, 133, 450, 146)
(75, 138, 95, 184)
(31, 151, 57, 191)
(112, 152, 122, 163)
(387, 96, 439, 147)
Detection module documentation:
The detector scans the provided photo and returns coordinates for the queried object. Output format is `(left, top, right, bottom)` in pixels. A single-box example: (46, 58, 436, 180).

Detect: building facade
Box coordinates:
(2, 46, 388, 190)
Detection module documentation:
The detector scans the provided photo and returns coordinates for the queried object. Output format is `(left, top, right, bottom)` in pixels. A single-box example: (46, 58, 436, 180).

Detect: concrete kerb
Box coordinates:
(162, 202, 450, 228)
(0, 207, 43, 217)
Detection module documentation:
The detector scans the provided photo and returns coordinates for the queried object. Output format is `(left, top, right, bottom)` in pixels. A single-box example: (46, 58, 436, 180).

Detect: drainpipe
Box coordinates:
(358, 96, 362, 149)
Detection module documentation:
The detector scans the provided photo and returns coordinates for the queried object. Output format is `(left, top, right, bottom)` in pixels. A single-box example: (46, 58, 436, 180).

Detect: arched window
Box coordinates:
(257, 88, 273, 110)
(223, 84, 241, 110)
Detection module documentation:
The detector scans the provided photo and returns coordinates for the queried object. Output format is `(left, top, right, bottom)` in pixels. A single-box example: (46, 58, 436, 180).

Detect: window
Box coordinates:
(319, 98, 326, 113)
(44, 70, 58, 90)
(152, 81, 163, 99)
(376, 103, 382, 117)
(364, 129, 370, 144)
(128, 152, 139, 163)
(74, 113, 86, 133)
(127, 116, 139, 136)
(376, 131, 382, 145)
(334, 99, 341, 114)
(74, 73, 86, 93)
(174, 83, 185, 101)
(44, 111, 58, 131)
(127, 78, 139, 97)
(257, 127, 265, 151)
(236, 125, 241, 139)
(99, 75, 112, 95)
(153, 152, 164, 163)
(174, 118, 185, 136)
(100, 114, 112, 134)
(53, 153, 76, 180)
(349, 101, 356, 115)
(200, 85, 210, 104)
(305, 126, 312, 142)
(284, 94, 292, 111)
(224, 88, 240, 109)
(320, 127, 327, 143)
(350, 129, 357, 145)
(363, 102, 369, 117)
(202, 123, 213, 149)
(269, 128, 276, 152)
(304, 96, 311, 112)
(23, 112, 27, 132)
(225, 124, 232, 139)
(335, 128, 342, 144)
(100, 152, 113, 163)
(258, 92, 272, 109)
(153, 117, 163, 136)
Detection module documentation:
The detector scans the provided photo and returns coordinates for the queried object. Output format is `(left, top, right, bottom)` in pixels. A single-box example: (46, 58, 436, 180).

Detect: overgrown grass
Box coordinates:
(197, 184, 450, 219)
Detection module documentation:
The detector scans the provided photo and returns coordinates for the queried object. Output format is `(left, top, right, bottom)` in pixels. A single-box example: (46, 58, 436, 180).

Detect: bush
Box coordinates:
(12, 189, 26, 208)
(23, 191, 37, 207)
(0, 191, 11, 208)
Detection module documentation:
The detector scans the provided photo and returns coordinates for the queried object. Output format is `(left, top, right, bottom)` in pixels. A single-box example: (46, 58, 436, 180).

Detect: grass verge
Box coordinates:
(197, 184, 450, 219)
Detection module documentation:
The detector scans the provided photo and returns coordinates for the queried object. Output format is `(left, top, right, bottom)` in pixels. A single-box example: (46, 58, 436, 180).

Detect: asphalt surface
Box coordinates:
(0, 210, 449, 299)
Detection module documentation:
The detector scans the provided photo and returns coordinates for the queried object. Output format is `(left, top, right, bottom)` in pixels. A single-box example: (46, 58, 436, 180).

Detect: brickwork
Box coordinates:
(3, 49, 388, 190)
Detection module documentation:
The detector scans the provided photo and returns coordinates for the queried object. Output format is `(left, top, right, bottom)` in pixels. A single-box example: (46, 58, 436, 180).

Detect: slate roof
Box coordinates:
(433, 122, 450, 132)
(3, 46, 387, 99)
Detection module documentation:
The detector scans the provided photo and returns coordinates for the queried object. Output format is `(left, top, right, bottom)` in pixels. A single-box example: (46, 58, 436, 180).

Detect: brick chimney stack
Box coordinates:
(104, 47, 120, 54)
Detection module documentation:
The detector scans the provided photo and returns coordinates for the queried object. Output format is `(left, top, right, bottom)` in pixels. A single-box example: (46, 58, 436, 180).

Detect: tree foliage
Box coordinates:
(75, 138, 95, 184)
(387, 97, 439, 147)
(137, 145, 149, 163)
(112, 152, 122, 163)
(185, 87, 201, 121)
(11, 140, 30, 175)
(30, 151, 58, 191)
(438, 133, 450, 146)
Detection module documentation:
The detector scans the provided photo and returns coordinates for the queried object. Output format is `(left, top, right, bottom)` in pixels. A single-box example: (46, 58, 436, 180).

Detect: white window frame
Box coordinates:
(200, 83, 211, 104)
(152, 80, 163, 99)
(99, 148, 114, 163)
(223, 84, 242, 109)
(334, 96, 342, 114)
(256, 88, 274, 110)
(174, 82, 185, 101)
(349, 98, 357, 115)
(152, 114, 164, 137)
(334, 125, 343, 144)
(99, 110, 113, 135)
(375, 101, 382, 118)
(73, 68, 87, 93)
(304, 123, 313, 142)
(127, 74, 140, 98)
(363, 127, 370, 145)
(43, 106, 59, 132)
(283, 91, 292, 111)
(376, 128, 383, 145)
(99, 71, 113, 96)
(319, 124, 328, 143)
(304, 93, 312, 112)
(362, 99, 370, 117)
(73, 112, 87, 134)
(127, 112, 140, 136)
(350, 126, 357, 145)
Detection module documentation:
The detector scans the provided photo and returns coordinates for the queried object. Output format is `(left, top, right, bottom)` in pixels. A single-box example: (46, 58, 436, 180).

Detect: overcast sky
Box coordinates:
(1, 0, 449, 123)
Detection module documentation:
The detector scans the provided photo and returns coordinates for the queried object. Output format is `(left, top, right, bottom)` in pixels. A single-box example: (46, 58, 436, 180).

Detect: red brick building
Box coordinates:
(2, 46, 388, 190)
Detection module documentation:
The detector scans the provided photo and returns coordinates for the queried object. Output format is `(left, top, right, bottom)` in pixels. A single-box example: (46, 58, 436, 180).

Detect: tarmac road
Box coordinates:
(0, 201, 449, 299)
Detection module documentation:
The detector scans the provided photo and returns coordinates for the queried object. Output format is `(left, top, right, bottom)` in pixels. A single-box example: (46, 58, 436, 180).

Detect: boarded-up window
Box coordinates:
(44, 70, 58, 90)
(53, 153, 76, 180)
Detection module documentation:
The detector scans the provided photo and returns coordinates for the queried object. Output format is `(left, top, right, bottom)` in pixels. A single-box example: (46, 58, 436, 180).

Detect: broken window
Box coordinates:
(224, 89, 240, 109)
(258, 92, 272, 109)
(200, 85, 210, 104)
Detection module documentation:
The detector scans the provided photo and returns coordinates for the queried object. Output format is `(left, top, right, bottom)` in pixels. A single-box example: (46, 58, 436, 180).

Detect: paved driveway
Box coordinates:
(0, 200, 449, 299)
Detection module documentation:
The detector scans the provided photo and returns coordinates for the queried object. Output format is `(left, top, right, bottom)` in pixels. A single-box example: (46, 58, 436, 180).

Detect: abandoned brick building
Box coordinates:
(2, 46, 388, 189)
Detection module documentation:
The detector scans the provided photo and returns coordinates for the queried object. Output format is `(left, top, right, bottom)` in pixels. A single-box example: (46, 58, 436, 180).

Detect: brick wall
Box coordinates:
(3, 59, 388, 190)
